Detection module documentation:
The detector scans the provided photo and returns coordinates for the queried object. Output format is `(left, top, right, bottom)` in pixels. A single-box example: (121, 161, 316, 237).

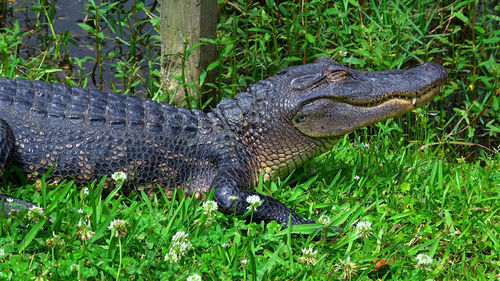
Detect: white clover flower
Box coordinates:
(46, 236, 58, 248)
(77, 208, 84, 214)
(28, 206, 44, 223)
(416, 253, 432, 265)
(202, 200, 218, 216)
(318, 214, 331, 225)
(108, 219, 127, 238)
(172, 231, 189, 243)
(172, 240, 193, 256)
(83, 188, 89, 195)
(298, 246, 318, 266)
(164, 250, 179, 262)
(165, 231, 193, 262)
(111, 171, 127, 183)
(229, 195, 238, 201)
(246, 195, 263, 211)
(79, 228, 94, 241)
(241, 259, 248, 265)
(415, 253, 433, 270)
(186, 273, 202, 281)
(354, 175, 360, 181)
(356, 220, 372, 238)
(334, 256, 358, 279)
(77, 219, 95, 241)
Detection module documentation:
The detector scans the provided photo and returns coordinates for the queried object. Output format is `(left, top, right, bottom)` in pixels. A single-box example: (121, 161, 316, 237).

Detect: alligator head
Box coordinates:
(287, 57, 447, 137)
(215, 57, 448, 182)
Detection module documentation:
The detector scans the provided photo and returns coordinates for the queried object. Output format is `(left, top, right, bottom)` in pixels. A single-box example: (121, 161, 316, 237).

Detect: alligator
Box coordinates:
(0, 57, 447, 227)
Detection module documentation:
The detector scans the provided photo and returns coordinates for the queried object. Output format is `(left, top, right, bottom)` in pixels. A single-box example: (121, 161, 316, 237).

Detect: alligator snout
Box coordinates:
(413, 62, 448, 85)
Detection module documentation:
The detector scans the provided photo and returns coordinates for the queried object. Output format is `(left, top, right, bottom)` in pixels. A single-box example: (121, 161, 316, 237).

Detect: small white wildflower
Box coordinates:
(70, 264, 78, 271)
(339, 49, 347, 57)
(6, 198, 13, 203)
(172, 231, 189, 243)
(164, 250, 179, 262)
(186, 273, 202, 281)
(77, 208, 84, 214)
(79, 228, 94, 241)
(111, 171, 127, 183)
(140, 253, 145, 258)
(354, 175, 360, 181)
(83, 188, 89, 195)
(229, 195, 238, 201)
(202, 200, 218, 216)
(28, 206, 44, 223)
(334, 256, 358, 279)
(221, 243, 228, 248)
(416, 253, 433, 270)
(241, 259, 248, 265)
(356, 220, 372, 238)
(166, 231, 193, 261)
(416, 253, 432, 265)
(46, 232, 58, 248)
(77, 219, 95, 241)
(246, 195, 263, 211)
(172, 241, 193, 256)
(318, 214, 331, 225)
(298, 246, 318, 266)
(363, 143, 369, 148)
(108, 219, 127, 238)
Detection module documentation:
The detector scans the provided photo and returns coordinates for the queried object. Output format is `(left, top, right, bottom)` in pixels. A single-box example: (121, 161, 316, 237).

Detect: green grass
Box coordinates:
(0, 0, 498, 280)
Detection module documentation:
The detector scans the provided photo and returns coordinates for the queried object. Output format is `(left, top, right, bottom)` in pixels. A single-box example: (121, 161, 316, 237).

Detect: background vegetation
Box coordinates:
(0, 0, 498, 280)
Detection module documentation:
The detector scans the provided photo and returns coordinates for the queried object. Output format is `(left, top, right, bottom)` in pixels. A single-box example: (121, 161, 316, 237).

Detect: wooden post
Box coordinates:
(160, 0, 217, 106)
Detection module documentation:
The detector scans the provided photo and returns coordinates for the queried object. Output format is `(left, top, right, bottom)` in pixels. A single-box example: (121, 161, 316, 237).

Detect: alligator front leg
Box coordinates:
(212, 170, 312, 227)
(0, 118, 38, 215)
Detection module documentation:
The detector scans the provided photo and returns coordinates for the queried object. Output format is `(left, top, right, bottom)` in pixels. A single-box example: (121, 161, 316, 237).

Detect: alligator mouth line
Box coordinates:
(339, 85, 441, 108)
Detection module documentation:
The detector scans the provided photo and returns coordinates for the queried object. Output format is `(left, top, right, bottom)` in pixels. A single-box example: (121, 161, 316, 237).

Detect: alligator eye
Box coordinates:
(325, 70, 350, 82)
(291, 70, 350, 91)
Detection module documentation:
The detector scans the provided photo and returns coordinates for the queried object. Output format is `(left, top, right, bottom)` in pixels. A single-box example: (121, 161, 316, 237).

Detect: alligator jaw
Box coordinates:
(292, 61, 448, 138)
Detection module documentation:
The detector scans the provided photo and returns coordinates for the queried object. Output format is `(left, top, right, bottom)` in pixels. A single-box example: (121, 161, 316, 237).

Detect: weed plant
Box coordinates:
(0, 0, 498, 280)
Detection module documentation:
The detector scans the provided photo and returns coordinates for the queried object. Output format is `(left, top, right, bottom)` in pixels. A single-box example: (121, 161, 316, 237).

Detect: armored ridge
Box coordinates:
(0, 57, 447, 226)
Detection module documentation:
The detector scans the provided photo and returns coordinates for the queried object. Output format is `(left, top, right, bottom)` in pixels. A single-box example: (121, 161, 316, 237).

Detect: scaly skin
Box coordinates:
(0, 57, 447, 226)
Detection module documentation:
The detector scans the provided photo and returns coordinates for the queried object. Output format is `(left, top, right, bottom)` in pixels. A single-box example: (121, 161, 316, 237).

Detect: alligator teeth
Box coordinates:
(412, 97, 417, 106)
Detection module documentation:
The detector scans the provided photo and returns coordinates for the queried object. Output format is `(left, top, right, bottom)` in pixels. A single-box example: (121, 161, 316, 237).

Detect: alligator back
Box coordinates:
(0, 77, 228, 193)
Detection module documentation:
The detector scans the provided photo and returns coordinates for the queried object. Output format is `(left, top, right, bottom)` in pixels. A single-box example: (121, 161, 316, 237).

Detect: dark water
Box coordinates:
(3, 0, 159, 93)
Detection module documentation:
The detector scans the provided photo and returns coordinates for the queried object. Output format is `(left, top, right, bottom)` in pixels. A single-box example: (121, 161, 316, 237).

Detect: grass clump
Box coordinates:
(0, 140, 497, 280)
